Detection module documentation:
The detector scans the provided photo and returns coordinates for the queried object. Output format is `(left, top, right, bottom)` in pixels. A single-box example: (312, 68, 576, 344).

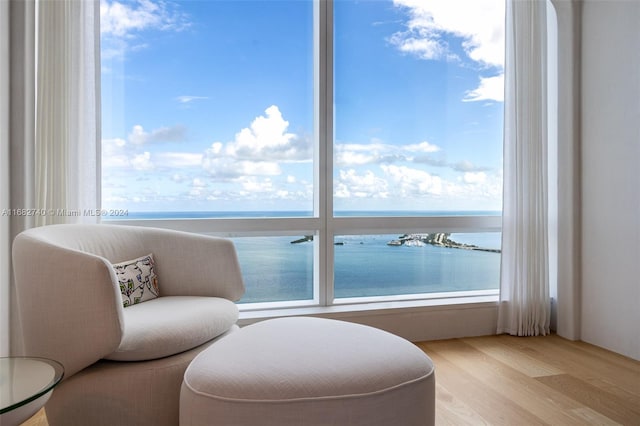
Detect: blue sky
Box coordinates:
(101, 0, 505, 213)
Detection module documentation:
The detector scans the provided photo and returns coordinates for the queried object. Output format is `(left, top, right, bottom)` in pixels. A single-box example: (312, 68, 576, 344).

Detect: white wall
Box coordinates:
(550, 0, 583, 341)
(581, 0, 640, 361)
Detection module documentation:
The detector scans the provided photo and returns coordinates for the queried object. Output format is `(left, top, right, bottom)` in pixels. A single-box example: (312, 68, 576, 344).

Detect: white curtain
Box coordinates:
(1, 0, 101, 356)
(498, 0, 550, 336)
(36, 0, 101, 226)
(1, 0, 12, 357)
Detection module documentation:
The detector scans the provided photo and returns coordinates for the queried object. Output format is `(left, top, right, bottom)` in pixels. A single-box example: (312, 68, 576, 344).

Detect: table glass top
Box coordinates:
(0, 357, 64, 414)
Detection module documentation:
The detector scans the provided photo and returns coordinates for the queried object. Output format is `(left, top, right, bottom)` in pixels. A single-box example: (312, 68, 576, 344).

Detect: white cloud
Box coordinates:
(453, 160, 491, 172)
(201, 106, 310, 178)
(225, 105, 312, 162)
(404, 141, 441, 153)
(382, 164, 445, 196)
(188, 179, 208, 198)
(202, 153, 281, 179)
(387, 33, 445, 61)
(335, 140, 441, 167)
(101, 0, 190, 38)
(181, 176, 310, 205)
(102, 138, 131, 169)
(189, 187, 204, 197)
(336, 149, 379, 167)
(103, 131, 198, 173)
(390, 0, 505, 103)
(235, 161, 282, 177)
(171, 173, 188, 183)
(208, 142, 223, 155)
(240, 177, 274, 194)
(128, 124, 187, 145)
(334, 169, 390, 199)
(458, 170, 503, 201)
(377, 164, 502, 202)
(192, 178, 207, 188)
(176, 96, 209, 104)
(101, 0, 190, 60)
(131, 152, 154, 170)
(128, 125, 149, 145)
(391, 0, 505, 68)
(155, 152, 202, 168)
(463, 75, 504, 103)
(103, 106, 306, 208)
(462, 171, 487, 184)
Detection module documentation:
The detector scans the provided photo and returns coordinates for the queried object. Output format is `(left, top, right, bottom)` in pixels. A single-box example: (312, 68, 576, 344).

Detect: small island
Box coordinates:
(290, 233, 500, 253)
(387, 233, 501, 253)
(290, 235, 314, 244)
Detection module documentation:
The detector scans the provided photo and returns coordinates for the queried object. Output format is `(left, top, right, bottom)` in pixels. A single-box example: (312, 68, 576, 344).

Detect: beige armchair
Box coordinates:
(12, 224, 245, 426)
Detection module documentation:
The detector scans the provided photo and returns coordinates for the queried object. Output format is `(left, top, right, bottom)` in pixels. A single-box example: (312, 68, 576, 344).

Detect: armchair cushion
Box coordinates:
(113, 253, 160, 307)
(104, 296, 239, 362)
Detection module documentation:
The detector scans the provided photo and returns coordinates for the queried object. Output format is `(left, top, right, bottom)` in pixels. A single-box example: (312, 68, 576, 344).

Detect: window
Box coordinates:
(100, 0, 504, 309)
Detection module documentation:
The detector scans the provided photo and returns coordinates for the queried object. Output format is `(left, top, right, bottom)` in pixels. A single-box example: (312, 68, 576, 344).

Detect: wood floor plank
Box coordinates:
(493, 334, 640, 396)
(420, 342, 546, 426)
(434, 382, 491, 426)
(558, 336, 640, 371)
(536, 374, 640, 425)
(421, 339, 597, 425)
(464, 335, 564, 377)
(20, 408, 47, 426)
(569, 407, 623, 426)
(489, 335, 640, 412)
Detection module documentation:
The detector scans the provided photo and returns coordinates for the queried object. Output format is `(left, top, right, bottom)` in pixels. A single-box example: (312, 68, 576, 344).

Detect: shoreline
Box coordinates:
(387, 233, 501, 253)
(290, 233, 501, 253)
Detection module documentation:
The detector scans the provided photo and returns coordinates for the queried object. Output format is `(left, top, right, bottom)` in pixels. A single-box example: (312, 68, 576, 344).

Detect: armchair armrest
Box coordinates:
(139, 228, 245, 301)
(12, 234, 124, 377)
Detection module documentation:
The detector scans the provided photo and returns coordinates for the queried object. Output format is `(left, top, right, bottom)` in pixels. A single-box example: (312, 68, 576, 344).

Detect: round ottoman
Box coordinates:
(180, 317, 435, 426)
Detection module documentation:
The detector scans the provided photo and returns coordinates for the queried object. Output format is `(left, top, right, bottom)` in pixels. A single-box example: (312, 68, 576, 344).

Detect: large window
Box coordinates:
(101, 0, 504, 308)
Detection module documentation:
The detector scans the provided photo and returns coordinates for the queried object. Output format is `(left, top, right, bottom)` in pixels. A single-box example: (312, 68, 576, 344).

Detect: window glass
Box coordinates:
(334, 232, 501, 299)
(101, 0, 315, 216)
(232, 236, 315, 304)
(333, 0, 504, 214)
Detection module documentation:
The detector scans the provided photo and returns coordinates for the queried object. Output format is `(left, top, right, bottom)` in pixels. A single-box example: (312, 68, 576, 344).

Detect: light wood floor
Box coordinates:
(22, 334, 640, 426)
(419, 334, 639, 425)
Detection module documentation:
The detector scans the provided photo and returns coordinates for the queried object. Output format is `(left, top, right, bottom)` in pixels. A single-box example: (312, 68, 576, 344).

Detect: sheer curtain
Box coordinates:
(36, 0, 101, 226)
(498, 0, 551, 336)
(1, 0, 100, 356)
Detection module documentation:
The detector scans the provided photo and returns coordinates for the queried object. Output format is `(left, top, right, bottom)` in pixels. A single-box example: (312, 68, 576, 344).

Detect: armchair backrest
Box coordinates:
(12, 224, 245, 377)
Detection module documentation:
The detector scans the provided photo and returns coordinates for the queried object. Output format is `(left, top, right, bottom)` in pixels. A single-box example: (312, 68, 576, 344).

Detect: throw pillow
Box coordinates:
(113, 253, 159, 307)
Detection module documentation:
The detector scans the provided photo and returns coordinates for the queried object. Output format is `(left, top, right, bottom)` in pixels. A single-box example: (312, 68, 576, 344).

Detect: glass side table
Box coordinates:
(0, 357, 64, 426)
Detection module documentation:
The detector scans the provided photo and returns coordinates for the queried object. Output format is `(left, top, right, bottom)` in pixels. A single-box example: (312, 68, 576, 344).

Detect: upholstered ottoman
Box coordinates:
(180, 317, 435, 426)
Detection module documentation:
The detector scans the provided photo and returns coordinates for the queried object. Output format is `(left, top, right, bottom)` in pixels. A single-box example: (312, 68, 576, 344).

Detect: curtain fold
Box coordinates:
(1, 0, 12, 357)
(36, 0, 101, 225)
(3, 0, 38, 358)
(498, 0, 551, 336)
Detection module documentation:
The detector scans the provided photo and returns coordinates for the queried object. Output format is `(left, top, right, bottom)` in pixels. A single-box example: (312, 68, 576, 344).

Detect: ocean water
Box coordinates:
(233, 233, 501, 303)
(121, 210, 500, 220)
(114, 211, 501, 304)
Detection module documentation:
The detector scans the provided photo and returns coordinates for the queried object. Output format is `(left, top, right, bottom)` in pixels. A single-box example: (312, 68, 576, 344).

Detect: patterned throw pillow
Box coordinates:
(113, 254, 159, 307)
